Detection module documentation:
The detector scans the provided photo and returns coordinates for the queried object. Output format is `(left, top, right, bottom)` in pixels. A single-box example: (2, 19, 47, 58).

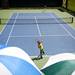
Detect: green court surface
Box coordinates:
(0, 8, 75, 69)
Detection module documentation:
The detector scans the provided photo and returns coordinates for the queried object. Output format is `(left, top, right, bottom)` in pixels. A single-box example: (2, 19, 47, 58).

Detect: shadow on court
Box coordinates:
(32, 57, 42, 61)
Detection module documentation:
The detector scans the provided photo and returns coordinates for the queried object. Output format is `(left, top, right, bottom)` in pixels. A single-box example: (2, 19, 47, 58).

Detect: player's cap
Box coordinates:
(37, 41, 41, 43)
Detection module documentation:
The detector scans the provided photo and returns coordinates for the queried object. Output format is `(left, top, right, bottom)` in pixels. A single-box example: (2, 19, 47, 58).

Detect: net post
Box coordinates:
(72, 17, 73, 23)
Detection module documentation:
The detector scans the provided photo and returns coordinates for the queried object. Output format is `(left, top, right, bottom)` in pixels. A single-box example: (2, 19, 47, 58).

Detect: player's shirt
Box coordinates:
(38, 43, 44, 50)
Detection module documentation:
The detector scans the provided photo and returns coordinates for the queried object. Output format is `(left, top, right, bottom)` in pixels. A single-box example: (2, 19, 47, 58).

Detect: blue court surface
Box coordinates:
(0, 13, 75, 56)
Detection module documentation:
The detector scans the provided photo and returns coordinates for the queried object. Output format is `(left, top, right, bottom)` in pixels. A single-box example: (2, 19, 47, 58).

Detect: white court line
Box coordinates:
(59, 22, 75, 40)
(5, 13, 18, 46)
(34, 16, 41, 36)
(42, 35, 69, 37)
(10, 35, 69, 38)
(52, 15, 75, 40)
(0, 15, 12, 35)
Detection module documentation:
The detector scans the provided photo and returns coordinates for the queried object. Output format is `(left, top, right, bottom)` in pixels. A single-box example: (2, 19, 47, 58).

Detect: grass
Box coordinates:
(0, 10, 12, 32)
(31, 56, 49, 69)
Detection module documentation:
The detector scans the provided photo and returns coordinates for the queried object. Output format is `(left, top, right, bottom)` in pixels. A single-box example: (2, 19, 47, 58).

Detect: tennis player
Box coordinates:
(37, 40, 45, 59)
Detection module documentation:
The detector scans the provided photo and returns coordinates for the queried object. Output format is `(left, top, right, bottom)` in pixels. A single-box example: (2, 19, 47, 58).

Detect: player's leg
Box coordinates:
(37, 50, 42, 59)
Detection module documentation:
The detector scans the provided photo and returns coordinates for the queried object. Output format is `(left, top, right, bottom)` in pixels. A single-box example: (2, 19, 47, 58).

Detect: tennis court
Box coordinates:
(0, 13, 75, 56)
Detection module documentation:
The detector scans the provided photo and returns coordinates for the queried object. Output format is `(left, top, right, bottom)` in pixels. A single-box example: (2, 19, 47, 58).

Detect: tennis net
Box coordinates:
(0, 17, 73, 25)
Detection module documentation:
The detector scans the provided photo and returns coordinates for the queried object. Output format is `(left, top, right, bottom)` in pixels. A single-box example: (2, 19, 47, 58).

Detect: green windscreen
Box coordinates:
(68, 0, 75, 12)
